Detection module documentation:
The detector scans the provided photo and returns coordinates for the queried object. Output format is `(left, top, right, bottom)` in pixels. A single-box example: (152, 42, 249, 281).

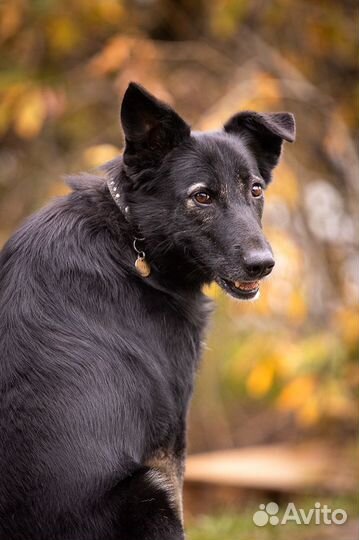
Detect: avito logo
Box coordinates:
(253, 501, 347, 527)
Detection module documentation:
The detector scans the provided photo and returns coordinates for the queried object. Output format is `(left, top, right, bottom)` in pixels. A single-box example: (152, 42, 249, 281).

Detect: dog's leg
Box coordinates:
(144, 447, 185, 524)
(116, 461, 185, 540)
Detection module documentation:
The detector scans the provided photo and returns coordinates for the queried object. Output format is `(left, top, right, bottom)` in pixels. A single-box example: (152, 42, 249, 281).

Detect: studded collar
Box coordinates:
(106, 176, 153, 278)
(107, 176, 130, 221)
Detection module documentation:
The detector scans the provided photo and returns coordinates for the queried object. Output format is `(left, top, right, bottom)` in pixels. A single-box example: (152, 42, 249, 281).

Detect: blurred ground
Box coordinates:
(187, 508, 358, 540)
(0, 1, 357, 538)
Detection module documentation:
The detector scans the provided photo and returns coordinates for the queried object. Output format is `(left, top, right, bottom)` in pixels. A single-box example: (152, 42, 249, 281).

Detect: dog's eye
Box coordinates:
(251, 183, 263, 198)
(193, 192, 213, 205)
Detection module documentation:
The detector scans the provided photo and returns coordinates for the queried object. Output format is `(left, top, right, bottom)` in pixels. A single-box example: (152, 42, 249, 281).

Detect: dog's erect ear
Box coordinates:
(224, 111, 296, 183)
(121, 82, 190, 169)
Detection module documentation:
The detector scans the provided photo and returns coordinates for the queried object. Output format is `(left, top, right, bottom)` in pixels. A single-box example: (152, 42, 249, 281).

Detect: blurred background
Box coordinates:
(0, 1, 358, 538)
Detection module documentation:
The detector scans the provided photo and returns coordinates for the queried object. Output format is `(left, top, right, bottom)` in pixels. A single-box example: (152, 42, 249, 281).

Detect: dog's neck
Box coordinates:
(105, 160, 144, 237)
(105, 162, 208, 294)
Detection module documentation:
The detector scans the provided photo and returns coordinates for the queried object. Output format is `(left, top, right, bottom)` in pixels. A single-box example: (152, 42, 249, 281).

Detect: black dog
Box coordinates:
(0, 83, 295, 539)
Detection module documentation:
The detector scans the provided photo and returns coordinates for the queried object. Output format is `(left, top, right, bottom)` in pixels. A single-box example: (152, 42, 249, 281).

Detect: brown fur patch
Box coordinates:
(144, 449, 184, 523)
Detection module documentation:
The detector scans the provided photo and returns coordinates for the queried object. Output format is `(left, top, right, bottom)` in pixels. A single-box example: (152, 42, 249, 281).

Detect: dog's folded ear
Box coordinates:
(121, 83, 190, 169)
(224, 111, 296, 183)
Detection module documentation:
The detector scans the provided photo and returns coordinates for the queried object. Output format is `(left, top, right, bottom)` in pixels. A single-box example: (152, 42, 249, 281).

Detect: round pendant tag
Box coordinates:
(135, 257, 151, 278)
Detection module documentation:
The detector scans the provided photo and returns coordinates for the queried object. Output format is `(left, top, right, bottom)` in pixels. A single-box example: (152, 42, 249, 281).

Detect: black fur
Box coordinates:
(0, 83, 295, 539)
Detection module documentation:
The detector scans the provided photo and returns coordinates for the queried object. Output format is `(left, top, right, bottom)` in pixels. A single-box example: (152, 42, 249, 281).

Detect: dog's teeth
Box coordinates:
(234, 280, 259, 291)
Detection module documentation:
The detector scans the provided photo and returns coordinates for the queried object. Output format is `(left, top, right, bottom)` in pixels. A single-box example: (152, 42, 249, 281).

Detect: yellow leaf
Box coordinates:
(14, 90, 46, 139)
(276, 376, 315, 410)
(246, 362, 275, 398)
(47, 17, 80, 53)
(83, 144, 120, 168)
(335, 307, 359, 348)
(96, 0, 124, 23)
(296, 397, 320, 426)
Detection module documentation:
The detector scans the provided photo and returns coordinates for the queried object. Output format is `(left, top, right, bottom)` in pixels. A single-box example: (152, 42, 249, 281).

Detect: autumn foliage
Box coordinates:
(0, 0, 357, 451)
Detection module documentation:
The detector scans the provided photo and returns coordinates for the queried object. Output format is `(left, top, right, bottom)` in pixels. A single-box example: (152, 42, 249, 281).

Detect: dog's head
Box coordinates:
(118, 83, 295, 300)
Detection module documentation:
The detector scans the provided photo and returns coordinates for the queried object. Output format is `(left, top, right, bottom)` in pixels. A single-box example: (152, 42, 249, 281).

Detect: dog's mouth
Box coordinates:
(215, 277, 260, 300)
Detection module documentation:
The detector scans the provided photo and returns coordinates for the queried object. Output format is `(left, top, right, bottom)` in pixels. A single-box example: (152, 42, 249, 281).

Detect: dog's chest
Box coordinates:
(141, 288, 211, 401)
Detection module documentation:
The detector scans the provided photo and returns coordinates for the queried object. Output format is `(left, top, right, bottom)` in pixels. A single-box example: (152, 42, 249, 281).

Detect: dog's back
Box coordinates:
(0, 177, 207, 539)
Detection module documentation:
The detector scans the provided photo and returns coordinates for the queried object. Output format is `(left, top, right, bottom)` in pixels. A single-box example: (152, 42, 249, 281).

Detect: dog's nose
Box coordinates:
(243, 250, 275, 279)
